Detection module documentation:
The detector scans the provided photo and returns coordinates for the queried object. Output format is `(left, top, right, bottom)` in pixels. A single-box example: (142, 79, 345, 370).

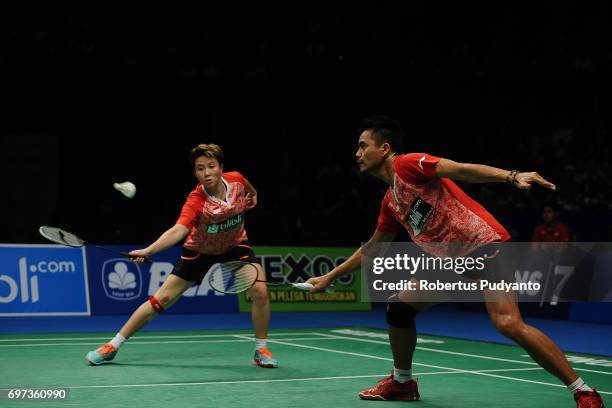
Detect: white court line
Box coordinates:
(233, 335, 612, 396)
(6, 372, 439, 390)
(404, 368, 543, 375)
(312, 332, 612, 377)
(0, 332, 327, 342)
(317, 333, 540, 365)
(0, 337, 331, 348)
(1, 369, 541, 391)
(475, 367, 543, 373)
(233, 335, 394, 362)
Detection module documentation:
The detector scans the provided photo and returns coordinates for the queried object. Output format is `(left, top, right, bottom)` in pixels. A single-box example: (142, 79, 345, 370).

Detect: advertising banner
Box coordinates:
(0, 245, 89, 316)
(86, 246, 238, 315)
(239, 247, 370, 312)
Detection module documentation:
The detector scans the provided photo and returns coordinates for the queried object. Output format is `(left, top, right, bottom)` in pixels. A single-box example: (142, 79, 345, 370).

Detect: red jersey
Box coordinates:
(177, 171, 250, 255)
(532, 222, 571, 242)
(377, 153, 510, 257)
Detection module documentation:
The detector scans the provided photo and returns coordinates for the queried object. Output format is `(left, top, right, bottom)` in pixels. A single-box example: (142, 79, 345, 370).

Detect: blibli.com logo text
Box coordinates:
(0, 257, 75, 304)
(102, 259, 142, 300)
(207, 213, 244, 234)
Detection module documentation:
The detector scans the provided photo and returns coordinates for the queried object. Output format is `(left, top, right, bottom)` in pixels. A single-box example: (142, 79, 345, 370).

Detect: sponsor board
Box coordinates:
(86, 246, 238, 315)
(0, 245, 89, 316)
(239, 247, 370, 312)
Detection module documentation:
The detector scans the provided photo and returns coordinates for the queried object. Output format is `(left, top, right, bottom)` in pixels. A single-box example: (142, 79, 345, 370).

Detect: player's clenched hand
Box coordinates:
(306, 275, 333, 292)
(245, 193, 258, 209)
(514, 172, 556, 191)
(128, 249, 151, 263)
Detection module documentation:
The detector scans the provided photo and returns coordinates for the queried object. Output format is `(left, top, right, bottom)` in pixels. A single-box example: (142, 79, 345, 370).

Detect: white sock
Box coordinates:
(255, 338, 267, 351)
(568, 378, 593, 393)
(110, 333, 126, 349)
(393, 367, 413, 383)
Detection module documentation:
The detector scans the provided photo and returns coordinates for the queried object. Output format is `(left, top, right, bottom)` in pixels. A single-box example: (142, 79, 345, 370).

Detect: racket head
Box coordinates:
(39, 226, 85, 247)
(207, 261, 259, 294)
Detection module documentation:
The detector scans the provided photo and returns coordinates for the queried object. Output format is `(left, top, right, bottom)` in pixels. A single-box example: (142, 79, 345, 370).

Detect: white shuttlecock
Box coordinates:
(113, 181, 136, 198)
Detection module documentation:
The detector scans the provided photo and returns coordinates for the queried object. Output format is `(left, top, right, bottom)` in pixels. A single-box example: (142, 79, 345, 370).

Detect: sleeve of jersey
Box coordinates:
(176, 192, 203, 228)
(376, 195, 403, 234)
(395, 153, 441, 184)
(223, 171, 246, 186)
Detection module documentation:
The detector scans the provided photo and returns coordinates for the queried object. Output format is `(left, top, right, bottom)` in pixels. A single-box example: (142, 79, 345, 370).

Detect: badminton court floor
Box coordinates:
(1, 328, 610, 407)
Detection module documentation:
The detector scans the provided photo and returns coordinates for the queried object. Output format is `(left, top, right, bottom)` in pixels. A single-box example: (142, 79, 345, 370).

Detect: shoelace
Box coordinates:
(371, 376, 394, 390)
(575, 389, 600, 408)
(99, 344, 116, 355)
(258, 348, 273, 359)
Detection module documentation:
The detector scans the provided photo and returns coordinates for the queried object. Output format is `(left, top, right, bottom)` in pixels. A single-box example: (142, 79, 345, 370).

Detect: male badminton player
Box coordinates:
(307, 116, 604, 407)
(86, 143, 277, 368)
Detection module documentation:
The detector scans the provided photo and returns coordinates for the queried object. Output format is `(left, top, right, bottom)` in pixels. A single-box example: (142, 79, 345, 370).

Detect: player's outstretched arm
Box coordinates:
(129, 224, 190, 261)
(306, 230, 397, 292)
(436, 158, 556, 190)
(244, 177, 258, 210)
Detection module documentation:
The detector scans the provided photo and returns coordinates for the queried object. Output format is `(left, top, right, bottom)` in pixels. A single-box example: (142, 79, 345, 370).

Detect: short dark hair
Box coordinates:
(358, 115, 404, 152)
(189, 144, 224, 168)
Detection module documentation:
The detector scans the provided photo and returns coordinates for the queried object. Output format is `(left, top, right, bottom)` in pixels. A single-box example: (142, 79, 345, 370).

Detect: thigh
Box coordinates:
(247, 263, 267, 296)
(396, 278, 438, 312)
(219, 242, 263, 291)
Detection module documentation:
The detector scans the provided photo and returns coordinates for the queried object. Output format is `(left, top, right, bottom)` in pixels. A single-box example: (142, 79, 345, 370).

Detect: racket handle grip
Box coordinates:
(120, 252, 153, 264)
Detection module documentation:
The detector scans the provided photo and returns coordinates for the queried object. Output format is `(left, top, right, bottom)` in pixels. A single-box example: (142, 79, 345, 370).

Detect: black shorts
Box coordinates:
(171, 242, 259, 284)
(463, 242, 513, 283)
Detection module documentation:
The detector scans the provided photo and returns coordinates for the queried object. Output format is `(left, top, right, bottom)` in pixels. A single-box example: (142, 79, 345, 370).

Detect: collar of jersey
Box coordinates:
(392, 174, 400, 204)
(201, 176, 231, 206)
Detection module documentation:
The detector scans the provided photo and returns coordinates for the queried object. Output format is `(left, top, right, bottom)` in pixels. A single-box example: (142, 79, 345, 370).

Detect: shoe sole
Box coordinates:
(359, 392, 419, 401)
(359, 393, 387, 401)
(86, 356, 103, 366)
(252, 359, 278, 368)
(85, 355, 114, 366)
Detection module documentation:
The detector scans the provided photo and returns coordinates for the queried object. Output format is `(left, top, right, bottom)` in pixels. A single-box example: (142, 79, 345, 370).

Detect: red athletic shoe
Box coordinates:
(574, 388, 605, 408)
(358, 375, 419, 401)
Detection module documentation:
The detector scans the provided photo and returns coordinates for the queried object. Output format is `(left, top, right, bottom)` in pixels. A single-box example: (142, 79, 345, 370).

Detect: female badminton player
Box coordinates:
(85, 143, 277, 368)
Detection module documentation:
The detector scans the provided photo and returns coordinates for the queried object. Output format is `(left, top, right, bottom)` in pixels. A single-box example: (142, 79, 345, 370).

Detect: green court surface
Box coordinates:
(1, 328, 610, 407)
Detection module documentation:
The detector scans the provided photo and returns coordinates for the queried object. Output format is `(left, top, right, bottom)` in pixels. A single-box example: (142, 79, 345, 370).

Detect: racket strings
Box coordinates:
(39, 226, 83, 247)
(209, 262, 258, 294)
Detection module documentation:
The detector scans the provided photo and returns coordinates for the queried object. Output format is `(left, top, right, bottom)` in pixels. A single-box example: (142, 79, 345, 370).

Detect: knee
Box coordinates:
(148, 293, 173, 313)
(492, 314, 524, 339)
(249, 284, 269, 305)
(386, 295, 419, 328)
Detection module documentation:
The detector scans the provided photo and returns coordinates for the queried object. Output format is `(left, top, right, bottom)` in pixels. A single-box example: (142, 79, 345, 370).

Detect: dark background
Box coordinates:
(2, 2, 611, 247)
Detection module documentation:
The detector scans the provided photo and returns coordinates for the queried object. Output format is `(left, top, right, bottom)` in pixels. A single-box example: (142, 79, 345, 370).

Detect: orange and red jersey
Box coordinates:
(377, 153, 510, 256)
(176, 171, 250, 255)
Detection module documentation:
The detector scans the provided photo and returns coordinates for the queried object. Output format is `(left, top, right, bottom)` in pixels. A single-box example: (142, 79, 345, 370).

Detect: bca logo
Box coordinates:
(102, 259, 142, 300)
